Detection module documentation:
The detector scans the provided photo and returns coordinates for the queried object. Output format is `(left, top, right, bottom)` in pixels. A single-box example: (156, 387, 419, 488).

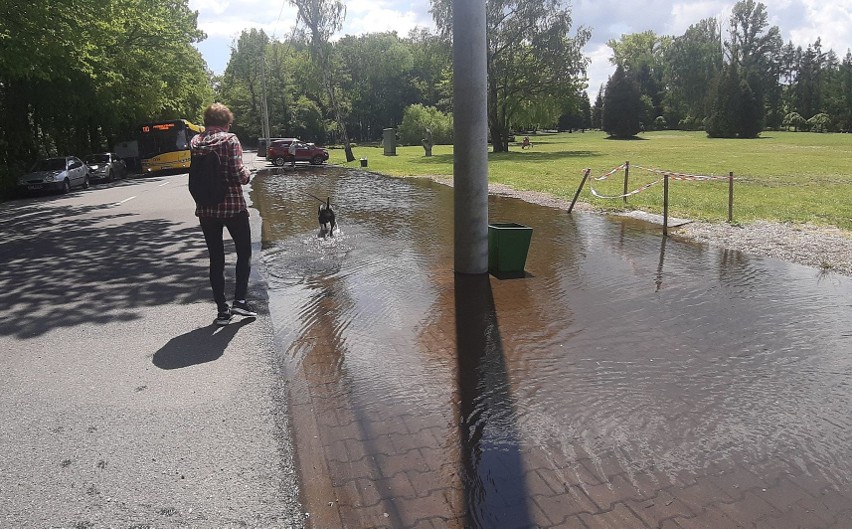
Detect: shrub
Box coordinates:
(783, 112, 807, 132)
(398, 104, 453, 146)
(808, 113, 832, 133)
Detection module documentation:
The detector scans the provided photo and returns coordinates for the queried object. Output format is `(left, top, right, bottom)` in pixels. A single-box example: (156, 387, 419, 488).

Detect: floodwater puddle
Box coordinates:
(252, 166, 852, 527)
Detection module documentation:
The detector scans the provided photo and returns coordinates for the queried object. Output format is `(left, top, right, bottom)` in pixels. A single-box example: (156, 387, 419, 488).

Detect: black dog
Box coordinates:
(318, 197, 336, 236)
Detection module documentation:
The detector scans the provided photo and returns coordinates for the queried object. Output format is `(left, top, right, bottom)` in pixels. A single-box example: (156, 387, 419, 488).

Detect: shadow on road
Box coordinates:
(152, 317, 255, 369)
(0, 199, 211, 338)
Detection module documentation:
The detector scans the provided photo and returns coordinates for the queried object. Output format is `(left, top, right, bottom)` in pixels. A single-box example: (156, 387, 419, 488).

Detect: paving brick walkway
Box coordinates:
(254, 168, 852, 529)
(280, 271, 852, 528)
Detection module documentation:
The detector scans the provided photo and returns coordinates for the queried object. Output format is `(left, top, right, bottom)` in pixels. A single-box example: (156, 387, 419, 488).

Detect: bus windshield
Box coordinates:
(138, 121, 188, 158)
(137, 119, 202, 173)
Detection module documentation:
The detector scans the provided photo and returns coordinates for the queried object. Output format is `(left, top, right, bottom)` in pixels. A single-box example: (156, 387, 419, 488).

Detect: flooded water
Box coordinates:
(252, 166, 852, 527)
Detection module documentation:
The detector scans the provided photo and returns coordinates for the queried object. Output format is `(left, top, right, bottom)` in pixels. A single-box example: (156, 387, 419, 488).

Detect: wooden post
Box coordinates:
(663, 173, 669, 237)
(622, 161, 630, 204)
(728, 171, 734, 223)
(568, 168, 591, 213)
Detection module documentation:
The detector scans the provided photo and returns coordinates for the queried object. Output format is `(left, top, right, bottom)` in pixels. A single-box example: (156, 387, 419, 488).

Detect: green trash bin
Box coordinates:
(488, 223, 533, 278)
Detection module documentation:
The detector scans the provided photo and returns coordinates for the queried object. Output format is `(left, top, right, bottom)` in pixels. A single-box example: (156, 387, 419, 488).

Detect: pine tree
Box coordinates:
(737, 78, 762, 138)
(591, 86, 604, 129)
(706, 64, 741, 138)
(602, 65, 643, 138)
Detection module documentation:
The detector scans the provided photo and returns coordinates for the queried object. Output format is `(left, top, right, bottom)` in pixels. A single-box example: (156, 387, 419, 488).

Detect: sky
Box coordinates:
(190, 0, 852, 100)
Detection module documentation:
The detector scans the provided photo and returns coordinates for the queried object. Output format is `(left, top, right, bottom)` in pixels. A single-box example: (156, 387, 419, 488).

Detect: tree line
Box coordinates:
(598, 0, 852, 138)
(0, 0, 213, 195)
(2, 0, 849, 195)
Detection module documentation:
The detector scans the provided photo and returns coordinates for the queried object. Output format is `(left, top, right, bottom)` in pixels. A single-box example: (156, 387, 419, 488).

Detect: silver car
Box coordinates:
(85, 152, 127, 183)
(18, 156, 91, 195)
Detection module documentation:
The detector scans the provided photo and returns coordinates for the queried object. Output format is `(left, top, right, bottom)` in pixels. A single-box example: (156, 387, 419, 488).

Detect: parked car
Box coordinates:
(85, 152, 127, 182)
(17, 156, 90, 195)
(267, 139, 329, 166)
(257, 137, 290, 157)
(265, 138, 299, 162)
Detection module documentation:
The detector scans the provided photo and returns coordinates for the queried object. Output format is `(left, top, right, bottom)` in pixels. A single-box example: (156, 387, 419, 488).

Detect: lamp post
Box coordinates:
(453, 0, 489, 275)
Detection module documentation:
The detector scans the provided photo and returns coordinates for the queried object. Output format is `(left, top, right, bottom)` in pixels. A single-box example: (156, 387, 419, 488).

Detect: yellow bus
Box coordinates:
(138, 119, 204, 173)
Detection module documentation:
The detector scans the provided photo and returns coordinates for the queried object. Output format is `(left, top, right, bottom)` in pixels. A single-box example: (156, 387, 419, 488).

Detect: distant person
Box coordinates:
(289, 141, 297, 168)
(521, 136, 532, 149)
(190, 103, 257, 325)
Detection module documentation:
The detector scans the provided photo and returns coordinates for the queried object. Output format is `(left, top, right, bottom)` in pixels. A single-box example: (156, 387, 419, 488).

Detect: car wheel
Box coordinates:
(273, 157, 286, 167)
(106, 169, 113, 182)
(83, 176, 90, 189)
(311, 155, 324, 165)
(62, 180, 71, 194)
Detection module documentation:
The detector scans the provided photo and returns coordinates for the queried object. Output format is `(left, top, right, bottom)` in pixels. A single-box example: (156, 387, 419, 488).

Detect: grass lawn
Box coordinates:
(329, 130, 852, 231)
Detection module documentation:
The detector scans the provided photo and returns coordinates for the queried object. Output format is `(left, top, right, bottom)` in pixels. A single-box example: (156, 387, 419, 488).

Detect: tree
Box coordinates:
(662, 18, 723, 128)
(790, 39, 829, 120)
(290, 96, 327, 142)
(0, 0, 210, 195)
(706, 64, 741, 138)
(289, 0, 356, 161)
(337, 32, 418, 141)
(398, 104, 453, 146)
(737, 77, 762, 138)
(602, 65, 642, 138)
(591, 86, 603, 129)
(578, 91, 592, 130)
(430, 0, 590, 151)
(826, 51, 852, 132)
(405, 28, 453, 112)
(557, 91, 590, 131)
(725, 0, 782, 133)
(607, 31, 670, 121)
(220, 29, 272, 142)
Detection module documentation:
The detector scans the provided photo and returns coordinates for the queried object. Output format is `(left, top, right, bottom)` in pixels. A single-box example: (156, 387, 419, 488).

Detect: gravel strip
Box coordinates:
(430, 176, 852, 277)
(674, 220, 852, 276)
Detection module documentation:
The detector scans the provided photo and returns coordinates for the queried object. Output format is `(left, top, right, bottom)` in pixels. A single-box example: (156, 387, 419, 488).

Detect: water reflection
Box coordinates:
(253, 166, 852, 527)
(455, 274, 532, 528)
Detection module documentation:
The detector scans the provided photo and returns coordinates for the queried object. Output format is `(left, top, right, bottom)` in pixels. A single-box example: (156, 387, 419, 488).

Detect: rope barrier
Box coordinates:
(631, 164, 731, 181)
(590, 179, 661, 199)
(584, 162, 733, 200)
(592, 163, 627, 181)
(571, 162, 736, 234)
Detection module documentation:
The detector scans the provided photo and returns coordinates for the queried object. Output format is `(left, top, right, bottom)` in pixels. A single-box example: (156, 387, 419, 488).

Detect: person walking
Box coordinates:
(190, 103, 257, 325)
(288, 140, 297, 168)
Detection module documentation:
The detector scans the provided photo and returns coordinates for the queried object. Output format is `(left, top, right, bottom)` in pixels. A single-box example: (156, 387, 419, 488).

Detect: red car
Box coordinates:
(267, 139, 329, 166)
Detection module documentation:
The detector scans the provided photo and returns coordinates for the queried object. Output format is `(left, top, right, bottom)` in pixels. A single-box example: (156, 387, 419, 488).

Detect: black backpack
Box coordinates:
(188, 150, 226, 206)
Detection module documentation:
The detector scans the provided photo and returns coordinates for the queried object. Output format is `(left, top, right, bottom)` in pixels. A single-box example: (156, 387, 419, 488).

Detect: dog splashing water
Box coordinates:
(318, 197, 336, 237)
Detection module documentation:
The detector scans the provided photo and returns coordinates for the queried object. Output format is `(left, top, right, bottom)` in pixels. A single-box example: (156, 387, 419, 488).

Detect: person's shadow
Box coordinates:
(152, 318, 255, 369)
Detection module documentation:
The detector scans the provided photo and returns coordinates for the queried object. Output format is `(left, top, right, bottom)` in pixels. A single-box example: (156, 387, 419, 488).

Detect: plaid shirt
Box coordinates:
(190, 130, 251, 219)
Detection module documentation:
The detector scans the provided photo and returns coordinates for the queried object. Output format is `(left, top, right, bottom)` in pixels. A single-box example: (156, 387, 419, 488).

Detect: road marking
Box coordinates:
(115, 196, 136, 206)
(158, 181, 170, 187)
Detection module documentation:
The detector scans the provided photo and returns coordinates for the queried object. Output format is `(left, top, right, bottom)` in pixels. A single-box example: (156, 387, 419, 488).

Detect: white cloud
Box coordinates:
(583, 43, 613, 97)
(194, 0, 852, 83)
(344, 0, 434, 35)
(343, 3, 429, 38)
(189, 0, 231, 16)
(789, 0, 852, 54)
(669, 1, 728, 33)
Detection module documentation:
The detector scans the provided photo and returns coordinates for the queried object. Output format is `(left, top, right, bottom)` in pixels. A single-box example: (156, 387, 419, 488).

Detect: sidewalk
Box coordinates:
(0, 171, 303, 528)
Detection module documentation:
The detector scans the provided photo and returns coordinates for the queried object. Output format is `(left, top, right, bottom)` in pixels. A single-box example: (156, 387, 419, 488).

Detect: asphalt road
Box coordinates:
(0, 159, 304, 528)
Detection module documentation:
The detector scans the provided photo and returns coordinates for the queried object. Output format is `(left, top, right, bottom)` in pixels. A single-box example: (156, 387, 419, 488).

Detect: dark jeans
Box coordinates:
(199, 210, 251, 311)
